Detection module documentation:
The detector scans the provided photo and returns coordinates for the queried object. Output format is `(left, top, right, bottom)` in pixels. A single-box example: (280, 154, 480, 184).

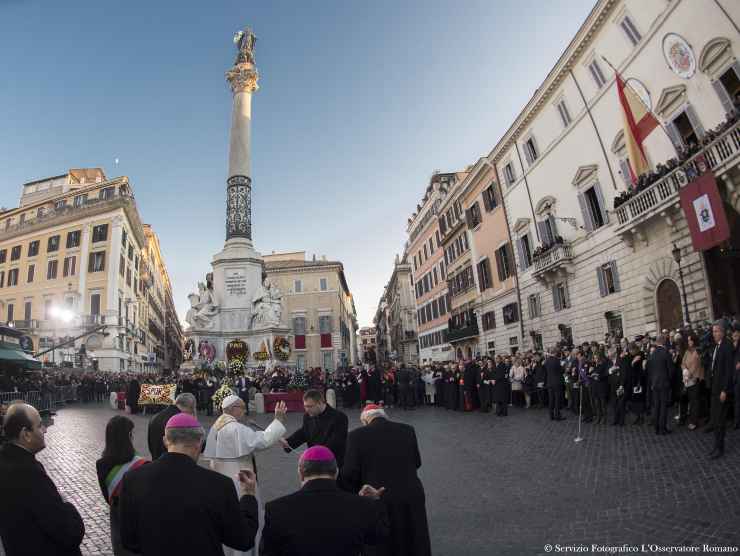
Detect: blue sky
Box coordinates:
(0, 0, 595, 327)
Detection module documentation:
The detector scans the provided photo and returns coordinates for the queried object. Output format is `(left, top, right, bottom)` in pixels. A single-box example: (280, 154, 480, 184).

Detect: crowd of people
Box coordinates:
(613, 106, 740, 210)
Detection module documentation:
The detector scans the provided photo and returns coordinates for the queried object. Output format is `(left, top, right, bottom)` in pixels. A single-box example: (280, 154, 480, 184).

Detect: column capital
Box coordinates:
(226, 64, 259, 94)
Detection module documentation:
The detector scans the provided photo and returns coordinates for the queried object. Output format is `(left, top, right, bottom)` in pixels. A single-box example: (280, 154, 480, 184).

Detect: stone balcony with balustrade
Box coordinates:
(614, 121, 740, 246)
(531, 242, 575, 284)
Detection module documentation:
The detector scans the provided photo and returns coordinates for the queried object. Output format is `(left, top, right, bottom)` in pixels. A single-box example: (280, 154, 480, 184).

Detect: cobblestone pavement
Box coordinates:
(14, 402, 740, 555)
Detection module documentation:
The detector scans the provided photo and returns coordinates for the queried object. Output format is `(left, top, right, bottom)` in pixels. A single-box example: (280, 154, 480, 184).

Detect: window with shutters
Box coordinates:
(120, 255, 126, 277)
(523, 136, 539, 165)
(467, 202, 482, 228)
(294, 280, 303, 293)
(668, 108, 703, 149)
(588, 59, 607, 89)
(597, 261, 621, 297)
(482, 183, 498, 211)
(423, 244, 428, 260)
(713, 64, 740, 113)
(99, 187, 114, 200)
(46, 235, 60, 253)
(585, 187, 605, 229)
(556, 99, 572, 128)
(320, 277, 328, 291)
(495, 245, 513, 281)
(432, 267, 438, 286)
(481, 310, 496, 331)
(518, 234, 533, 270)
(0, 249, 6, 264)
(553, 281, 569, 311)
(10, 246, 21, 261)
(504, 162, 516, 186)
(8, 268, 18, 286)
(477, 258, 492, 292)
(438, 294, 447, 315)
(528, 294, 541, 319)
(128, 245, 134, 260)
(92, 224, 108, 243)
(578, 184, 609, 231)
(28, 241, 39, 257)
(67, 230, 81, 249)
(0, 271, 4, 288)
(293, 316, 306, 349)
(619, 15, 641, 46)
(46, 260, 58, 280)
(502, 303, 519, 325)
(425, 304, 432, 322)
(126, 268, 132, 287)
(89, 251, 106, 272)
(432, 299, 439, 319)
(7, 303, 13, 322)
(62, 256, 76, 278)
(55, 200, 67, 210)
(428, 237, 434, 254)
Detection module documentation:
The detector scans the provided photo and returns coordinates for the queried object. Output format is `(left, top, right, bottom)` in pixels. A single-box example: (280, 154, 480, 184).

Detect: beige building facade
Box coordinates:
(407, 172, 467, 364)
(0, 168, 182, 372)
(264, 251, 358, 371)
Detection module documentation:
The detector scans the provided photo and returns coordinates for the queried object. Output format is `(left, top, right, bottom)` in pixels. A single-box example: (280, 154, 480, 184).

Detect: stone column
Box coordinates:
(225, 34, 259, 246)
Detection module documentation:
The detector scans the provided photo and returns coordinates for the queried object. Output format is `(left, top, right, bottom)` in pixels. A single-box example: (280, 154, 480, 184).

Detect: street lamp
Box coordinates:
(671, 243, 691, 325)
(49, 305, 78, 365)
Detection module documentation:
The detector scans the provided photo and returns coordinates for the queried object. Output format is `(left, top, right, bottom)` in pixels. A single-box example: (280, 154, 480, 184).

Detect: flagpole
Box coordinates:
(601, 55, 679, 155)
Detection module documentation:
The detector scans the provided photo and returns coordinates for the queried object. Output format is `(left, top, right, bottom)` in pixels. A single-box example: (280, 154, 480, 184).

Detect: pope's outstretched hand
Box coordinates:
(274, 401, 287, 423)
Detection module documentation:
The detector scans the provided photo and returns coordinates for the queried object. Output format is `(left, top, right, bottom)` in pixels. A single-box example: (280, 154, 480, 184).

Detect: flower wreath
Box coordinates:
(198, 340, 216, 362)
(183, 339, 195, 361)
(273, 337, 291, 361)
(212, 383, 237, 410)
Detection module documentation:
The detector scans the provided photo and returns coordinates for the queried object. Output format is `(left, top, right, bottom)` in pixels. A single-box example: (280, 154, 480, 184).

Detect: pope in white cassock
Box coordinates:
(204, 394, 287, 556)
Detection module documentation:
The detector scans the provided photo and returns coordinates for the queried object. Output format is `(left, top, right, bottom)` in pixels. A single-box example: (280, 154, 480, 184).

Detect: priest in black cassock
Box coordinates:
(342, 404, 431, 556)
(280, 389, 348, 468)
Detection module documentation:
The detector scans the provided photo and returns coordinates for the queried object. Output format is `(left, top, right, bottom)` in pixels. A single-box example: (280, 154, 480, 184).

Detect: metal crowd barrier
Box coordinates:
(0, 385, 79, 412)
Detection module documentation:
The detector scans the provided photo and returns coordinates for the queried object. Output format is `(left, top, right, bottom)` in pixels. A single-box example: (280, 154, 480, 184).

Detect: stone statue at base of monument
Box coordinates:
(185, 282, 220, 330)
(250, 279, 283, 329)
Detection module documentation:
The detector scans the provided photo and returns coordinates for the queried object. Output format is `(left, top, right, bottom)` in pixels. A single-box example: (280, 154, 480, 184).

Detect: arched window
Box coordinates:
(655, 279, 683, 331)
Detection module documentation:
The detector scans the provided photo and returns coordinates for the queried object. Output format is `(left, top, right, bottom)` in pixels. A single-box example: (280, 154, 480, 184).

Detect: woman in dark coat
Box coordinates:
(96, 416, 148, 555)
(626, 343, 647, 425)
(433, 366, 445, 407)
(493, 356, 510, 416)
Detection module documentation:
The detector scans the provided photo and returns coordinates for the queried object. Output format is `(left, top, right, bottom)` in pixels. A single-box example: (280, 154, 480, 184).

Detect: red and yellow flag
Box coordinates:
(617, 75, 658, 185)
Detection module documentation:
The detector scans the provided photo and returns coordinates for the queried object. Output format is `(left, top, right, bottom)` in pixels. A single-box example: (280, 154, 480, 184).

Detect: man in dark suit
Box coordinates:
(708, 321, 734, 459)
(120, 413, 258, 556)
(0, 403, 85, 556)
(146, 392, 197, 460)
(261, 445, 388, 555)
(235, 375, 251, 414)
(396, 364, 412, 410)
(280, 389, 349, 468)
(647, 334, 673, 435)
(545, 347, 565, 420)
(342, 405, 431, 556)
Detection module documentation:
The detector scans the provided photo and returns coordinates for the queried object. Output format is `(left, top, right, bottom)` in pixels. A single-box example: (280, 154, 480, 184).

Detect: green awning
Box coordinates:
(0, 346, 42, 370)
